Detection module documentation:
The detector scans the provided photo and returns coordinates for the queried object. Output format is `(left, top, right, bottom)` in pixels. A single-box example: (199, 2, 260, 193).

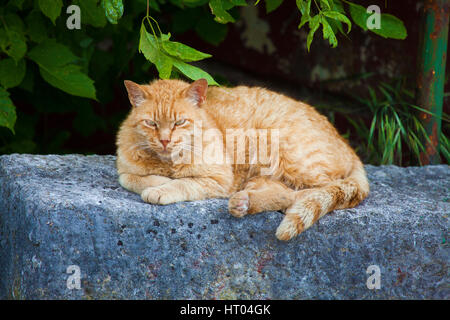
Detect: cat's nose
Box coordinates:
(160, 139, 170, 149)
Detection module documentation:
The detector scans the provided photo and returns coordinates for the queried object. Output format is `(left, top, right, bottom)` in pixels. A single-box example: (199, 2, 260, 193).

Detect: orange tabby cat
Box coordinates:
(116, 79, 369, 240)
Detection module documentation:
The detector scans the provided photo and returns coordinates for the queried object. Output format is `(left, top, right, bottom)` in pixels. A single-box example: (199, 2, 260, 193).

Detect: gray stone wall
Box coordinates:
(0, 154, 448, 299)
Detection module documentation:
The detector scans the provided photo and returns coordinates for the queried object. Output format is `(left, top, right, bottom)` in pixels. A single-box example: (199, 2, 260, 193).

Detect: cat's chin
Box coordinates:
(156, 151, 173, 162)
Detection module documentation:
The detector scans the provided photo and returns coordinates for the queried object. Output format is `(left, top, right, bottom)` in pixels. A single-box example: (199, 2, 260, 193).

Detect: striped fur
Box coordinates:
(116, 79, 369, 241)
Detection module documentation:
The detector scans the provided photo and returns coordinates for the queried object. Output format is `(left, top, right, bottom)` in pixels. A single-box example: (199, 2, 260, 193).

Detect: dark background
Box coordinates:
(1, 0, 448, 165)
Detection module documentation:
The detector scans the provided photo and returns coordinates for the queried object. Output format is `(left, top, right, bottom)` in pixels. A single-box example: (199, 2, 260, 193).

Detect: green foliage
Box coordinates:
(28, 39, 97, 99)
(0, 0, 408, 156)
(38, 0, 63, 24)
(101, 0, 124, 24)
(265, 0, 283, 13)
(296, 0, 407, 51)
(139, 20, 218, 84)
(346, 1, 407, 39)
(346, 79, 449, 166)
(0, 58, 26, 88)
(0, 87, 16, 133)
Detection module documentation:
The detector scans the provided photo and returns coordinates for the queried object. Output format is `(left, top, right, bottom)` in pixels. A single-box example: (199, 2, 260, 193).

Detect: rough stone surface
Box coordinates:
(0, 154, 448, 300)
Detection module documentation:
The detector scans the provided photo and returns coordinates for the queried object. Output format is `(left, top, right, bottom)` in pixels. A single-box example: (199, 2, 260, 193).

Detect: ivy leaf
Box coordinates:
(28, 40, 96, 99)
(306, 15, 320, 51)
(347, 2, 407, 39)
(322, 10, 351, 33)
(265, 0, 283, 13)
(0, 86, 17, 133)
(38, 0, 63, 24)
(0, 58, 26, 89)
(209, 0, 236, 24)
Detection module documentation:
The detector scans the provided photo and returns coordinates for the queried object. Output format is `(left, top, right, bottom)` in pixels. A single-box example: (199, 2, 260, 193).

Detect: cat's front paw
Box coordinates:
(141, 187, 181, 205)
(228, 191, 249, 218)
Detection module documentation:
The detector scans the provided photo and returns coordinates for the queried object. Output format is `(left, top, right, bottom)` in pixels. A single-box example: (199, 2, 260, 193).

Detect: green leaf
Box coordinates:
(296, 0, 310, 16)
(26, 10, 48, 43)
(0, 86, 17, 133)
(0, 58, 26, 89)
(102, 0, 124, 24)
(298, 13, 309, 29)
(38, 64, 97, 100)
(28, 40, 96, 99)
(319, 0, 330, 9)
(322, 10, 351, 33)
(139, 25, 218, 85)
(162, 35, 212, 62)
(306, 15, 320, 51)
(321, 16, 338, 47)
(75, 0, 107, 28)
(28, 39, 79, 67)
(148, 0, 161, 11)
(347, 2, 407, 39)
(347, 2, 370, 31)
(195, 16, 228, 46)
(230, 0, 247, 6)
(139, 26, 173, 79)
(38, 0, 63, 24)
(18, 64, 34, 92)
(8, 0, 25, 10)
(3, 13, 25, 33)
(374, 13, 407, 39)
(172, 60, 219, 85)
(265, 0, 283, 13)
(0, 29, 27, 63)
(209, 0, 236, 24)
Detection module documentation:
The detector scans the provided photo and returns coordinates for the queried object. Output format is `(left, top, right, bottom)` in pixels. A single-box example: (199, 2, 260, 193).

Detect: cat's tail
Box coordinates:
(275, 160, 369, 241)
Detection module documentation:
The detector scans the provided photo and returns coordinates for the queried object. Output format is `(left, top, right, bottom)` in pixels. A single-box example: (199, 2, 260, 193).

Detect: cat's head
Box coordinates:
(123, 79, 208, 161)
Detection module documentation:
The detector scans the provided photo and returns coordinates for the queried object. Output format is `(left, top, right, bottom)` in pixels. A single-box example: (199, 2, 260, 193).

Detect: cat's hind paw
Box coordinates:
(228, 191, 250, 218)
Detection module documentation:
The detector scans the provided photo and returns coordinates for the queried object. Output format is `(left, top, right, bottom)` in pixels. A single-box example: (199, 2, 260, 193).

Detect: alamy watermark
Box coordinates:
(366, 5, 381, 30)
(366, 265, 381, 290)
(66, 265, 81, 290)
(159, 121, 280, 176)
(66, 5, 81, 30)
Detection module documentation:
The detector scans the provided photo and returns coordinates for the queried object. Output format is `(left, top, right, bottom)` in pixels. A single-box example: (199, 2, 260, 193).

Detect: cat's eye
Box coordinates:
(174, 119, 187, 126)
(143, 119, 157, 128)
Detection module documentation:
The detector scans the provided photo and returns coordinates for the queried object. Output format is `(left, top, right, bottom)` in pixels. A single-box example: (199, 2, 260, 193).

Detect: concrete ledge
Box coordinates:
(0, 154, 448, 299)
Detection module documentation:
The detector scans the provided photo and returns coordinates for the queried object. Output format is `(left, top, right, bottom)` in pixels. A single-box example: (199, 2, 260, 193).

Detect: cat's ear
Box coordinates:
(185, 79, 208, 106)
(124, 80, 148, 107)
